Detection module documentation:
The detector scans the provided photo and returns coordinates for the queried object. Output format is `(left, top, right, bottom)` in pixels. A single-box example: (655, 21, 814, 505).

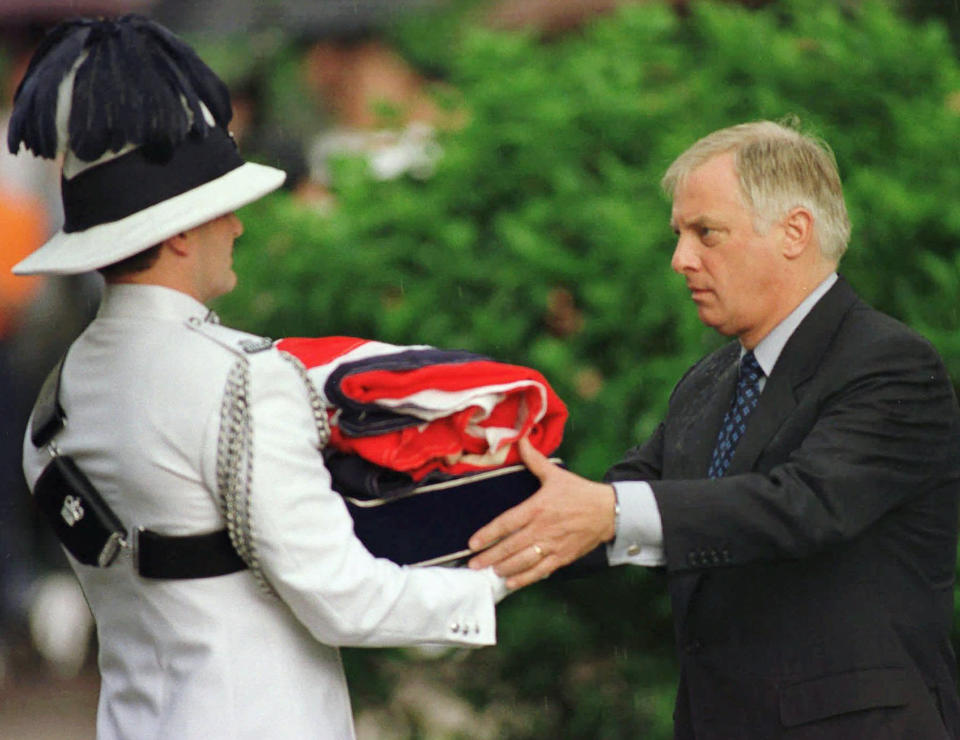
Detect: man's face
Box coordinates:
(669, 153, 786, 348)
(191, 212, 244, 302)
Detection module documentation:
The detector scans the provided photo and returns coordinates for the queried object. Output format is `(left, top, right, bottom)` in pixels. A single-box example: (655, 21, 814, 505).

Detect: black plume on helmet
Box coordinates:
(8, 14, 233, 163)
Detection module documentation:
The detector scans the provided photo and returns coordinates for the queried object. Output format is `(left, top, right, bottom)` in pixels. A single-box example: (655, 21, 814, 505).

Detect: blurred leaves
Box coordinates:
(218, 0, 960, 736)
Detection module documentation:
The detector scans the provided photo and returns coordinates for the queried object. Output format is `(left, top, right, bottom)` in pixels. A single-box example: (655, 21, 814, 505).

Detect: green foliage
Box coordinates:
(217, 0, 960, 736)
(894, 0, 960, 50)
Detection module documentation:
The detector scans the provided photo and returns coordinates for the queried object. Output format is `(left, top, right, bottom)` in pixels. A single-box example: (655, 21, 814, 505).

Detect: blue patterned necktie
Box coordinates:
(707, 351, 764, 478)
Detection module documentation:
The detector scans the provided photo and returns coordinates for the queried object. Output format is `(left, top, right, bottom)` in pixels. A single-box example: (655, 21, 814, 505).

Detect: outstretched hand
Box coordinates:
(467, 437, 617, 589)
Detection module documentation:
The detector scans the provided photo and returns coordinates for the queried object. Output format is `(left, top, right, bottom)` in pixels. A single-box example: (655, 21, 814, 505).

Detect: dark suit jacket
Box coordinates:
(606, 278, 960, 739)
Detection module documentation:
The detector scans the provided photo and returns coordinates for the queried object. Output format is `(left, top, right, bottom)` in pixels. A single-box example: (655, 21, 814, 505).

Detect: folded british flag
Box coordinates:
(275, 336, 568, 486)
(275, 336, 606, 570)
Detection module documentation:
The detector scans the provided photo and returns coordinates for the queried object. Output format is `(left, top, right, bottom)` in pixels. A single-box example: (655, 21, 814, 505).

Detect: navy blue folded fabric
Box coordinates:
(342, 466, 536, 565)
(340, 463, 608, 576)
(324, 450, 456, 500)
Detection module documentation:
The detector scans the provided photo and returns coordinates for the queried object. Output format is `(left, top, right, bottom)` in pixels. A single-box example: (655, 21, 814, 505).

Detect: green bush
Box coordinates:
(217, 0, 960, 736)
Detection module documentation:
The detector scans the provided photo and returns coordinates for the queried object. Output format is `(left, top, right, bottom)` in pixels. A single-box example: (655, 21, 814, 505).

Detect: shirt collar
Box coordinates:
(97, 283, 211, 324)
(748, 272, 838, 376)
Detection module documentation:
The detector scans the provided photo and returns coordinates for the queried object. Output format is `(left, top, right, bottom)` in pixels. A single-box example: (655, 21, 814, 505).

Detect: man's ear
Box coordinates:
(781, 207, 814, 260)
(161, 232, 191, 258)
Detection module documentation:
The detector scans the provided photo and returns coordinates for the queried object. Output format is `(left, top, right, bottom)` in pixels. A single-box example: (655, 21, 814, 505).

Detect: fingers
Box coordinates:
(506, 559, 556, 589)
(468, 439, 615, 587)
(516, 436, 550, 480)
(489, 541, 543, 577)
(476, 539, 556, 589)
(468, 521, 530, 571)
(470, 482, 617, 584)
(466, 437, 557, 555)
(468, 496, 536, 556)
(501, 550, 558, 589)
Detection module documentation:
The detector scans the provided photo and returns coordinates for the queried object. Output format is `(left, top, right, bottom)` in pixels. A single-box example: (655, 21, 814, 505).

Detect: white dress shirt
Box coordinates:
(608, 274, 838, 567)
(22, 284, 503, 740)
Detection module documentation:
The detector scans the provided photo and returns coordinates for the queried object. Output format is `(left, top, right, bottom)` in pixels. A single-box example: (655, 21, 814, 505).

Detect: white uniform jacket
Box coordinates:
(21, 284, 500, 740)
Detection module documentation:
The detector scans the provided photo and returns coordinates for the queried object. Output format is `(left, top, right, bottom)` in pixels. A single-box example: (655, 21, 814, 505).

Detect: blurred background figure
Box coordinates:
(0, 65, 46, 680)
(152, 0, 459, 210)
(0, 1, 143, 683)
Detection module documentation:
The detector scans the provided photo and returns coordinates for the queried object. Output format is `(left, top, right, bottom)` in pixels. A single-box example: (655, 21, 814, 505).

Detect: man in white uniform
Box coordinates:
(11, 15, 507, 739)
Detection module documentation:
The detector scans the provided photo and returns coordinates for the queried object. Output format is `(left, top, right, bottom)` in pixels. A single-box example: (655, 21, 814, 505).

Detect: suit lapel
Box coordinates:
(668, 347, 739, 636)
(687, 349, 740, 478)
(724, 277, 859, 477)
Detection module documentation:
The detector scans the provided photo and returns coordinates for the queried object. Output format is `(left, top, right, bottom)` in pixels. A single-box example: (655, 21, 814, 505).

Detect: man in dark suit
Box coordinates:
(469, 120, 960, 738)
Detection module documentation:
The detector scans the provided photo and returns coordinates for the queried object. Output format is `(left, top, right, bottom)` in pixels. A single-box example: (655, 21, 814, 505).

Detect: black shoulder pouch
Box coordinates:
(30, 355, 128, 567)
(33, 455, 127, 567)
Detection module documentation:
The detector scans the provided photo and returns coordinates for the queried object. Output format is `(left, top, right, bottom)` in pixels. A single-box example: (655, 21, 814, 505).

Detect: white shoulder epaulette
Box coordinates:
(184, 316, 275, 357)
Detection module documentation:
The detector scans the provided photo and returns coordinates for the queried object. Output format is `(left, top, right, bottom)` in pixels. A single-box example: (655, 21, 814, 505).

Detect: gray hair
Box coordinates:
(661, 119, 851, 262)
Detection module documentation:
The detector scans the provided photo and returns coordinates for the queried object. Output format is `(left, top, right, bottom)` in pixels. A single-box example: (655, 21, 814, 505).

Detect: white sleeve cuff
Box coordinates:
(481, 566, 510, 604)
(606, 481, 665, 567)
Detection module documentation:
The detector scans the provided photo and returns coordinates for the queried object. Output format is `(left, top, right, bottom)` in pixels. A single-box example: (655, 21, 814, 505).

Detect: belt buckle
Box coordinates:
(97, 530, 128, 568)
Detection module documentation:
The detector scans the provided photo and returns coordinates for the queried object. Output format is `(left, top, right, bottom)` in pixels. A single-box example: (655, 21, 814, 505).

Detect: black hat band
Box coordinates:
(61, 126, 245, 233)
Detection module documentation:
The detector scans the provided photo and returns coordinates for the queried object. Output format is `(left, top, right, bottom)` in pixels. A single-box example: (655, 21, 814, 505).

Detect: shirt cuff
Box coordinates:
(606, 481, 665, 567)
(481, 566, 510, 604)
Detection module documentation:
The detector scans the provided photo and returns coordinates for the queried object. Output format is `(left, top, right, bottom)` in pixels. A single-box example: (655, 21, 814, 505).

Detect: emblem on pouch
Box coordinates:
(61, 495, 85, 527)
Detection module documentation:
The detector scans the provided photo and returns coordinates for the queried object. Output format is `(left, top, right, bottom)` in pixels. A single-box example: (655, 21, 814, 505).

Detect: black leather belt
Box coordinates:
(137, 528, 247, 580)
